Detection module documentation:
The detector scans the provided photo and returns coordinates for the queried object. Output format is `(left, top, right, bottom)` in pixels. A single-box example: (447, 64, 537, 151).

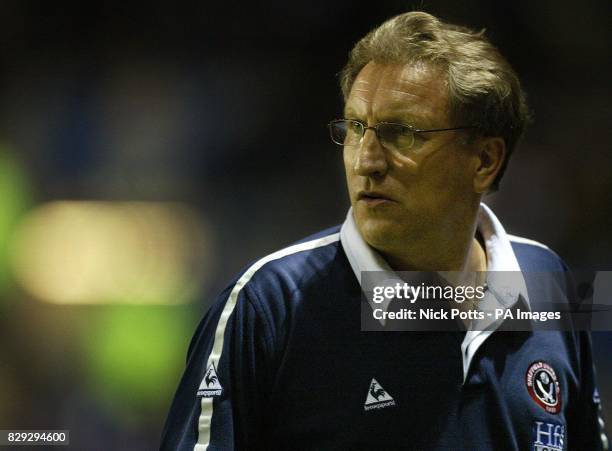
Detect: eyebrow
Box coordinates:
(380, 110, 434, 128)
(343, 106, 436, 129)
(343, 107, 362, 118)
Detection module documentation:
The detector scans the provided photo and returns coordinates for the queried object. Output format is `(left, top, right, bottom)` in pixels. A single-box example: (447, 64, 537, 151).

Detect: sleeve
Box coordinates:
(160, 282, 275, 451)
(567, 331, 609, 451)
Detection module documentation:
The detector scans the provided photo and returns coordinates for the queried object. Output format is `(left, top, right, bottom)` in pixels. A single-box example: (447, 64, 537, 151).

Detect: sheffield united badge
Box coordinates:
(526, 361, 561, 414)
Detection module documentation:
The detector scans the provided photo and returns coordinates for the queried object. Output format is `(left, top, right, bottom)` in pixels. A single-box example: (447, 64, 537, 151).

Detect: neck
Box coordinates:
(382, 206, 485, 273)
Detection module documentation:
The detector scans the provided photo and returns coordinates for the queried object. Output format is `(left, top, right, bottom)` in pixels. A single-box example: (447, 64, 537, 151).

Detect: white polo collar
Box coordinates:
(340, 202, 530, 381)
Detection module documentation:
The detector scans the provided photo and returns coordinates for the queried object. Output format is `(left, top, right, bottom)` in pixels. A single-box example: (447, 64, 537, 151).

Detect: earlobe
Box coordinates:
(473, 137, 506, 193)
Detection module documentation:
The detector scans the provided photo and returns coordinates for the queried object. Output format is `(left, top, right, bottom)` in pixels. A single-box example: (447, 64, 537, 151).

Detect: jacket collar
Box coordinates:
(340, 202, 531, 381)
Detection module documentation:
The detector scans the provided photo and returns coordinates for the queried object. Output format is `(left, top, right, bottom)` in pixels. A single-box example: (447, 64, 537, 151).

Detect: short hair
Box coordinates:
(340, 11, 530, 190)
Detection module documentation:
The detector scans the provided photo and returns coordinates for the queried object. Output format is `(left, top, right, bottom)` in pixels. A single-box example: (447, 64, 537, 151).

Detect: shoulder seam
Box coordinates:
(507, 234, 550, 250)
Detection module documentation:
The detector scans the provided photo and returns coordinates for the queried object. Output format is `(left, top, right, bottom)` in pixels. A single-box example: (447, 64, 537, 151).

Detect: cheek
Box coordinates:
(387, 141, 447, 181)
(343, 145, 363, 168)
(425, 144, 473, 182)
(343, 147, 352, 171)
(387, 154, 418, 175)
(398, 151, 474, 205)
(343, 148, 357, 184)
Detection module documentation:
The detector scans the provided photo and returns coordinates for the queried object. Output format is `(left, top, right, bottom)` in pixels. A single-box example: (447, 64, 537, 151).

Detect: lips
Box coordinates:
(357, 191, 395, 203)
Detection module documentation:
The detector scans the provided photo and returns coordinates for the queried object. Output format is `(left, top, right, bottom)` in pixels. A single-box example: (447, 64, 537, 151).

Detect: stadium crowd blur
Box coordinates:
(0, 2, 609, 450)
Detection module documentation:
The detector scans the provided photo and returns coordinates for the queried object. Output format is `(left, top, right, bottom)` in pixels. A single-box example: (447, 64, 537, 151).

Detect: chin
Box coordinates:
(354, 214, 399, 252)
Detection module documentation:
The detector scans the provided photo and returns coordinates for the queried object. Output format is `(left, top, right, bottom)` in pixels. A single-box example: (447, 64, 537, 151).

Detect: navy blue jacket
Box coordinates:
(161, 226, 607, 450)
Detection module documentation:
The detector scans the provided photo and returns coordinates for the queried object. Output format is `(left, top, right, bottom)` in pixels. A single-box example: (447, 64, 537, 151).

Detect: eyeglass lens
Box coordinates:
(330, 120, 415, 152)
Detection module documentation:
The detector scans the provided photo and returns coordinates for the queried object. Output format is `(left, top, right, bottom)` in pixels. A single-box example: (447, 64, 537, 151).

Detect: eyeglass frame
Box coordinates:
(327, 119, 477, 152)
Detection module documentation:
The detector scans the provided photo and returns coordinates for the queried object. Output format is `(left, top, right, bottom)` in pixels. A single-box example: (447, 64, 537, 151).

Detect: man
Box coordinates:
(161, 12, 608, 450)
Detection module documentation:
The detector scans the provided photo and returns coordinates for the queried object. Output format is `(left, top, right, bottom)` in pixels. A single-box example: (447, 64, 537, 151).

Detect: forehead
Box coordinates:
(345, 61, 450, 127)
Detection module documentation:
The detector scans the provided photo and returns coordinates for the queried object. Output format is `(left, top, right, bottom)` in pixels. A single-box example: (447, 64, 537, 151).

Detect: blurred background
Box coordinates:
(0, 1, 609, 449)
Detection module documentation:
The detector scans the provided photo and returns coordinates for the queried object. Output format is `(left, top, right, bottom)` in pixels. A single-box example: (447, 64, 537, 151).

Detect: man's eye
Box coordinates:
(384, 124, 410, 135)
(382, 125, 414, 143)
(412, 133, 426, 144)
(397, 125, 413, 136)
(346, 121, 363, 135)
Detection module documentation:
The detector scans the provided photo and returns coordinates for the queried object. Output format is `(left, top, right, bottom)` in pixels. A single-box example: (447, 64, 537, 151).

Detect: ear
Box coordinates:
(473, 137, 506, 193)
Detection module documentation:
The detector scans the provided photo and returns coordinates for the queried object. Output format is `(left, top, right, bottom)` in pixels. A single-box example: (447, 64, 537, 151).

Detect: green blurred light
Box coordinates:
(82, 305, 196, 420)
(0, 148, 31, 298)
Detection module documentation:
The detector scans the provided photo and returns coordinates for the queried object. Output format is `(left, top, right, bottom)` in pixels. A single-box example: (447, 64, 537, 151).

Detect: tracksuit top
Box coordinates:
(161, 204, 608, 450)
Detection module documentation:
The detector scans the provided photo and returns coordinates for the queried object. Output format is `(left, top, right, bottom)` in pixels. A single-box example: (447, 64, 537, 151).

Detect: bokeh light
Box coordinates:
(10, 201, 212, 305)
(80, 305, 194, 421)
(0, 148, 31, 299)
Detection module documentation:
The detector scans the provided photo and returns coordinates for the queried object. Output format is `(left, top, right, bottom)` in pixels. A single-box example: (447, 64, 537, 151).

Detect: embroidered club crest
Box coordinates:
(526, 361, 561, 414)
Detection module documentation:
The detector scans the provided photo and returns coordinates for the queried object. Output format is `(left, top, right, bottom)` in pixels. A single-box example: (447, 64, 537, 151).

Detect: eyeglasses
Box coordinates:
(328, 119, 475, 154)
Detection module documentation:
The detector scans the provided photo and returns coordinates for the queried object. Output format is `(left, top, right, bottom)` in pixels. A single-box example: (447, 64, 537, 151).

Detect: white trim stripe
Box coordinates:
(194, 232, 341, 450)
(507, 234, 550, 250)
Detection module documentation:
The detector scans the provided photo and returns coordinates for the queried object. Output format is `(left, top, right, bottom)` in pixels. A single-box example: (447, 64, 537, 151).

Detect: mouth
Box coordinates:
(357, 191, 395, 205)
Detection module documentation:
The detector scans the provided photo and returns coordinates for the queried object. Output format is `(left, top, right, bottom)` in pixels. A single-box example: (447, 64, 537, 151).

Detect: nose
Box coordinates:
(353, 128, 389, 177)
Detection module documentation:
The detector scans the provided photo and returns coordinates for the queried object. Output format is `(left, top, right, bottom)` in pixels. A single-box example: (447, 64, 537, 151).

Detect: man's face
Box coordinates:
(343, 61, 479, 256)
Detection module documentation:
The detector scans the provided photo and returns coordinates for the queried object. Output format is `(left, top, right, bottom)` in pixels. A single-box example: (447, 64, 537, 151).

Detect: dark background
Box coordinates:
(0, 1, 609, 449)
